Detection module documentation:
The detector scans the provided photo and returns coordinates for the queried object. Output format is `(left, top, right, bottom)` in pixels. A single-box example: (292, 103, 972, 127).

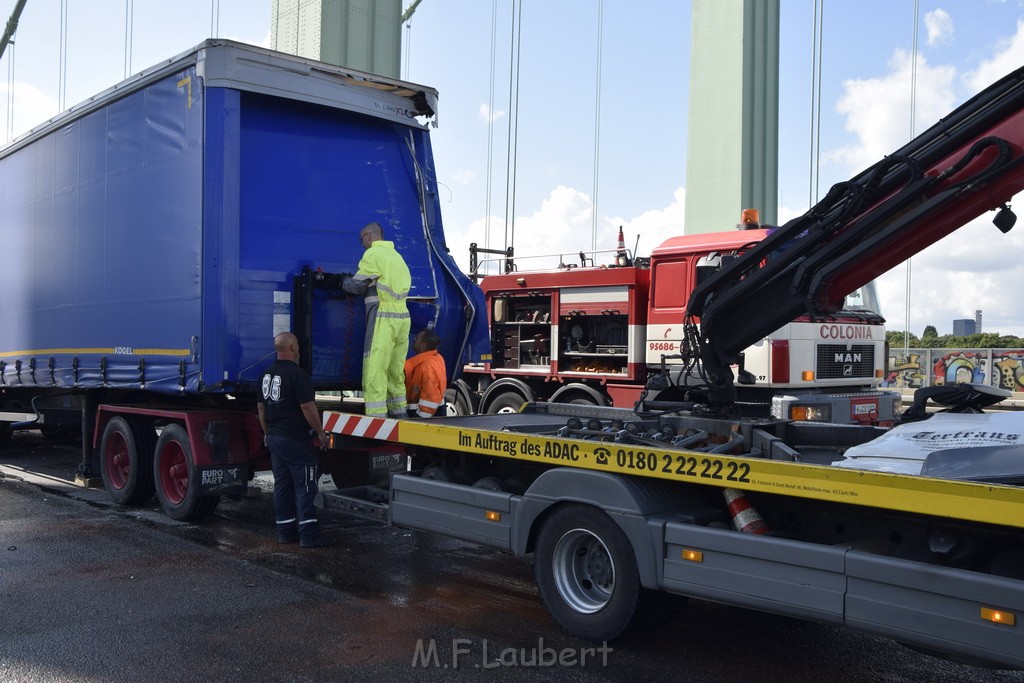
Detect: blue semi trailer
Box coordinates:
(0, 40, 489, 519)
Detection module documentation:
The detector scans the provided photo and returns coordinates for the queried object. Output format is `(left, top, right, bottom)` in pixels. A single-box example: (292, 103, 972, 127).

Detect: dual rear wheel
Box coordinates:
(99, 417, 219, 521)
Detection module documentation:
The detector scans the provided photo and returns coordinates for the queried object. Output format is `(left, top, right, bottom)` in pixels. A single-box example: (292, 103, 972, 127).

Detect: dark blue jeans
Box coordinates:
(267, 434, 320, 541)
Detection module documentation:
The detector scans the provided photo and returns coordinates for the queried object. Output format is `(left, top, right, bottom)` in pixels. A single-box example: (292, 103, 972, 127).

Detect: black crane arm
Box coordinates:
(686, 64, 1024, 408)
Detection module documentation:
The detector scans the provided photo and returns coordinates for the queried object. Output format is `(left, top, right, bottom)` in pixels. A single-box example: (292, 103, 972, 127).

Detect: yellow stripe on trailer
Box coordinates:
(0, 347, 190, 357)
(394, 419, 1024, 531)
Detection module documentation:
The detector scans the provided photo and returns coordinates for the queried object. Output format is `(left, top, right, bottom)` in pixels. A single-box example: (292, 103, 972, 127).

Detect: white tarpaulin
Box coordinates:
(832, 412, 1024, 475)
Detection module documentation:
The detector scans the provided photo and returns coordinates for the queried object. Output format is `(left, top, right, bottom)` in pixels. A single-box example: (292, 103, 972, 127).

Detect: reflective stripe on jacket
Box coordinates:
(353, 240, 411, 315)
(404, 349, 447, 417)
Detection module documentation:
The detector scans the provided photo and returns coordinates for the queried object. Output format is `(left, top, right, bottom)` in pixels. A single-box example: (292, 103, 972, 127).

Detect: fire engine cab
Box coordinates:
(456, 219, 899, 424)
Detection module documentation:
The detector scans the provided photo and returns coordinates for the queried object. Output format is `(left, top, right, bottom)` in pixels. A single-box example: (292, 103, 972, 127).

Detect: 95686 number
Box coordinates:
(612, 448, 751, 483)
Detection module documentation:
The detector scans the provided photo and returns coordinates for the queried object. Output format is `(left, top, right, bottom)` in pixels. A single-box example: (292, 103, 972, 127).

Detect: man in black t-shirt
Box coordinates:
(257, 332, 332, 548)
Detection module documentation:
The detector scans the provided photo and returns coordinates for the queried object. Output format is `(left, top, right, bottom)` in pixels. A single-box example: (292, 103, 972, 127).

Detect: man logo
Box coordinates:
(844, 365, 854, 377)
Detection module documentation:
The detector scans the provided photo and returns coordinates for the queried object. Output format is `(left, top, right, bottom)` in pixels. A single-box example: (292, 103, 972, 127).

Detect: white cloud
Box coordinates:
(924, 9, 954, 47)
(478, 103, 505, 124)
(619, 186, 686, 258)
(223, 30, 273, 49)
(879, 21, 1024, 337)
(876, 200, 1024, 336)
(0, 80, 59, 140)
(964, 18, 1024, 94)
(828, 50, 956, 175)
(812, 21, 1024, 338)
(444, 185, 686, 277)
(450, 168, 477, 185)
(444, 185, 591, 275)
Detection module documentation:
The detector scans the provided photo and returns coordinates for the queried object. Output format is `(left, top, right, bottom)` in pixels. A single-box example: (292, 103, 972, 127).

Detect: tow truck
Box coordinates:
(319, 63, 1024, 668)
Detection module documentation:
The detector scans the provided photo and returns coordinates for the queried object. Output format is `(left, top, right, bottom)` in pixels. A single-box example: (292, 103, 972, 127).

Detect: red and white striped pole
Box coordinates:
(723, 488, 771, 535)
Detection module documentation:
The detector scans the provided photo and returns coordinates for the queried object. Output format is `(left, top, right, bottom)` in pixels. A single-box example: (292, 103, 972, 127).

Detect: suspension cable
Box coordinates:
(591, 0, 604, 252)
(6, 40, 14, 140)
(124, 0, 133, 78)
(904, 0, 919, 352)
(402, 15, 411, 79)
(503, 0, 522, 249)
(211, 0, 220, 38)
(58, 0, 67, 111)
(808, 0, 824, 206)
(484, 0, 497, 251)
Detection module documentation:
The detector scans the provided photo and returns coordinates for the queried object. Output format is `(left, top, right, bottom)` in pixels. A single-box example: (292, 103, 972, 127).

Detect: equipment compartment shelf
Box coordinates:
(562, 351, 628, 358)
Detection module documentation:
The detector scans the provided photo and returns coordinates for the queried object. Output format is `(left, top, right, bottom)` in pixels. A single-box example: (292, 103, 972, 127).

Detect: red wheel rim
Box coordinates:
(104, 431, 130, 489)
(158, 440, 189, 504)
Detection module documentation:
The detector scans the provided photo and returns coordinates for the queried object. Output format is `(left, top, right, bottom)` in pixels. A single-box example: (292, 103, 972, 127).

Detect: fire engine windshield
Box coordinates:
(840, 281, 882, 316)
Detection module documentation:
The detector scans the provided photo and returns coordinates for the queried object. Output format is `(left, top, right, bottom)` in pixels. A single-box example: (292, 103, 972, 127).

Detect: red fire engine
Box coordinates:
(454, 217, 899, 425)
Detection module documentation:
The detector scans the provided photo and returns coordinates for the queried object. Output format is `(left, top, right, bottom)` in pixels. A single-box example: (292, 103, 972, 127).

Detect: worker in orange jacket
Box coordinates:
(405, 328, 447, 418)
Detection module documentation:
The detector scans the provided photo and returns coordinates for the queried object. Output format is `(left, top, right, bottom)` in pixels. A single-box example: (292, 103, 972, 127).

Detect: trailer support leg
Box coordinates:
(74, 392, 102, 488)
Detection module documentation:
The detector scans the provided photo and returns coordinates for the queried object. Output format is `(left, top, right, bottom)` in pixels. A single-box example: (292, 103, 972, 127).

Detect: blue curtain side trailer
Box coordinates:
(0, 40, 489, 518)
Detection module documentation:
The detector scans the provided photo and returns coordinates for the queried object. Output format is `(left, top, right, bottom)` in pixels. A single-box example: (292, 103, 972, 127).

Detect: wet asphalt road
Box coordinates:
(2, 432, 1023, 683)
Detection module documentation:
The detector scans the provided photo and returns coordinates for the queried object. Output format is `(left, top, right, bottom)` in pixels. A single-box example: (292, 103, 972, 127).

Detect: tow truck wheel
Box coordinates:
(100, 416, 157, 505)
(487, 391, 527, 414)
(534, 504, 642, 641)
(153, 424, 219, 521)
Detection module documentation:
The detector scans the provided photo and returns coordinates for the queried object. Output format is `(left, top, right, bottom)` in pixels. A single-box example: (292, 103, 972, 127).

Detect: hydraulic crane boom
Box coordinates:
(687, 64, 1024, 408)
(0, 0, 28, 62)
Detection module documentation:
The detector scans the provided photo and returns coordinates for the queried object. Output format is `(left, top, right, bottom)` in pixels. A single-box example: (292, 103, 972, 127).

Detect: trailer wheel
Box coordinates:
(487, 391, 527, 414)
(153, 424, 219, 521)
(534, 504, 642, 641)
(100, 416, 157, 505)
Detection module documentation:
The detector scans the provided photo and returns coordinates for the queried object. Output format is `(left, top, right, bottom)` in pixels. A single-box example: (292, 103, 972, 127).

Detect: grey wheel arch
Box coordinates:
(513, 469, 703, 590)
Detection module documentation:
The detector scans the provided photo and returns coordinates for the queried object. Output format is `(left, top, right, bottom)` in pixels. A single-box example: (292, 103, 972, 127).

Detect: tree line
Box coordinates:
(886, 328, 1024, 349)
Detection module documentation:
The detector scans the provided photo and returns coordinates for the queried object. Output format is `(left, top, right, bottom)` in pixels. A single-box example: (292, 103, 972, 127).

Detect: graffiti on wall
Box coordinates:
(886, 353, 925, 388)
(934, 351, 987, 386)
(994, 351, 1024, 391)
(885, 348, 1024, 392)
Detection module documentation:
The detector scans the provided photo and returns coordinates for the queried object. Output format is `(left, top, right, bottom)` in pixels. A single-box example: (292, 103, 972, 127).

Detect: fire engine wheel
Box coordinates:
(153, 424, 219, 521)
(100, 416, 157, 506)
(534, 504, 642, 642)
(443, 388, 473, 417)
(487, 391, 527, 414)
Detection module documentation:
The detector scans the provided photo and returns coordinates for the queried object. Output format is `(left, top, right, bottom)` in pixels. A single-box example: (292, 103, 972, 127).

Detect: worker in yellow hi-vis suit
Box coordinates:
(342, 222, 412, 417)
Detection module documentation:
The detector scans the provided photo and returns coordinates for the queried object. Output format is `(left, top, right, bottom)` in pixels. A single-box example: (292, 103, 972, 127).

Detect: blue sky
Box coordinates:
(3, 1, 1024, 336)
